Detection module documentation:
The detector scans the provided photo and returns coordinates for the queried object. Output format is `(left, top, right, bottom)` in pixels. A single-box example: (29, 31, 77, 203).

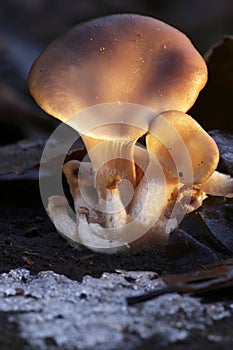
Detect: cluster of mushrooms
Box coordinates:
(29, 14, 233, 253)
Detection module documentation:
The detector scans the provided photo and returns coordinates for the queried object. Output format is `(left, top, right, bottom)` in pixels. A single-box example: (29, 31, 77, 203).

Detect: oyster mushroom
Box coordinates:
(28, 13, 207, 198)
(28, 14, 232, 252)
(135, 111, 232, 229)
(28, 14, 207, 116)
(134, 111, 219, 229)
(146, 110, 220, 185)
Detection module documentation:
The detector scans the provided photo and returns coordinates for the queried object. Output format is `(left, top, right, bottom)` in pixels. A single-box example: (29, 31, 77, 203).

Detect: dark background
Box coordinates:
(1, 0, 233, 53)
(0, 0, 232, 116)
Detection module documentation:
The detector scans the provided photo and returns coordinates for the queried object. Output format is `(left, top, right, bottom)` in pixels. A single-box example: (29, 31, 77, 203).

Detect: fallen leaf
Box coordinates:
(0, 139, 45, 176)
(127, 259, 233, 305)
(22, 256, 35, 266)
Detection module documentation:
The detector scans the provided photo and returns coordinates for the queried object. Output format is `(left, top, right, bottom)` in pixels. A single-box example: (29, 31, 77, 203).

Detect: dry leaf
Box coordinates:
(127, 259, 233, 305)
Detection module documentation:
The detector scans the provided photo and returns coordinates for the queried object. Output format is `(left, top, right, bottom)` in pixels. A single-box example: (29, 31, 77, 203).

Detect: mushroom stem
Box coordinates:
(77, 213, 130, 253)
(47, 195, 78, 242)
(63, 156, 130, 230)
(65, 102, 154, 207)
(200, 171, 233, 196)
(63, 160, 94, 199)
(129, 152, 167, 228)
(48, 195, 129, 253)
(63, 160, 100, 223)
(133, 144, 150, 186)
(102, 174, 129, 228)
(81, 134, 137, 201)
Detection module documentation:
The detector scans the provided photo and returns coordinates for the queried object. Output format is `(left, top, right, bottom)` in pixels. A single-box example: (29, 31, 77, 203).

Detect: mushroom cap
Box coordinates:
(146, 111, 219, 184)
(28, 14, 207, 121)
(66, 102, 155, 143)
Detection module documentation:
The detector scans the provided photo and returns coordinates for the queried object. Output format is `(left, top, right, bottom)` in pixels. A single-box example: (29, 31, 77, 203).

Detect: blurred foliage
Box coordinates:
(0, 0, 232, 51)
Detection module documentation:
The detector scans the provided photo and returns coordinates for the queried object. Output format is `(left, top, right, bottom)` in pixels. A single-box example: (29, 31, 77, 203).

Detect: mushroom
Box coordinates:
(64, 103, 154, 202)
(146, 110, 220, 185)
(132, 110, 219, 229)
(28, 13, 207, 198)
(29, 14, 207, 118)
(28, 14, 232, 252)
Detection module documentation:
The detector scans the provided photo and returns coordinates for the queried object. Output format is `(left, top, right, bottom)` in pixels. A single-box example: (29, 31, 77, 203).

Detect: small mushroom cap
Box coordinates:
(28, 14, 207, 121)
(146, 111, 219, 184)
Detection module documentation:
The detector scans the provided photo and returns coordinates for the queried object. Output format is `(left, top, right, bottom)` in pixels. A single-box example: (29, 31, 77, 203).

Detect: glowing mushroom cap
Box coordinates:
(28, 14, 207, 121)
(146, 111, 219, 184)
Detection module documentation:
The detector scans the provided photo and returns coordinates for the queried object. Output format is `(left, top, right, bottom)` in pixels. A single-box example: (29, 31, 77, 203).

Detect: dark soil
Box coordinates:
(0, 180, 167, 282)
